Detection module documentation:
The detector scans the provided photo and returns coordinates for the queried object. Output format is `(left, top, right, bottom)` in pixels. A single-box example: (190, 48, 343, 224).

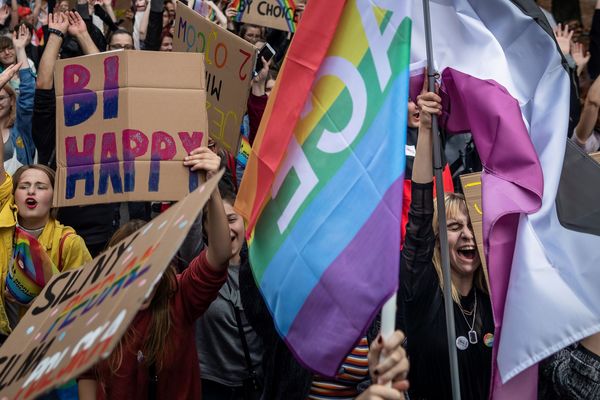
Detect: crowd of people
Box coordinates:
(0, 0, 595, 399)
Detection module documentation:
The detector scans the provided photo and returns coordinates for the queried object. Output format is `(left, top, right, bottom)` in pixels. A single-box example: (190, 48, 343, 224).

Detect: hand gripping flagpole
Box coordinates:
(422, 1, 462, 399)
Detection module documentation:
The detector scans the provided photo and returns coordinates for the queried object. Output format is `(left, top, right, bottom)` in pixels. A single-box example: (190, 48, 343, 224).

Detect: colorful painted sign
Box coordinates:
(228, 0, 299, 32)
(0, 171, 223, 400)
(53, 51, 208, 207)
(174, 3, 256, 154)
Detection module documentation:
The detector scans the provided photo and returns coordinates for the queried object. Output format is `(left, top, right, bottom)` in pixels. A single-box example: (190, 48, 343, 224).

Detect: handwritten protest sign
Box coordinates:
(174, 3, 256, 153)
(0, 171, 223, 400)
(459, 173, 489, 287)
(229, 0, 299, 32)
(54, 51, 208, 207)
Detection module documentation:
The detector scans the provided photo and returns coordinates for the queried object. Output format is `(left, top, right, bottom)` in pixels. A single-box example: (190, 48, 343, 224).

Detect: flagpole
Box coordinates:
(422, 1, 462, 399)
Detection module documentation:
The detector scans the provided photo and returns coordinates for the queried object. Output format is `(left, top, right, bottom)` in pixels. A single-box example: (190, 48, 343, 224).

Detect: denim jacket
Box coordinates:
(9, 68, 35, 167)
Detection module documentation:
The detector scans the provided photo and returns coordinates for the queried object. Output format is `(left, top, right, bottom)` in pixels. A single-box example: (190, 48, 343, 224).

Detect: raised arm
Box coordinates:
(138, 0, 151, 41)
(206, 0, 226, 28)
(67, 11, 99, 55)
(412, 90, 441, 184)
(37, 12, 68, 89)
(183, 147, 231, 270)
(0, 63, 21, 183)
(574, 76, 600, 147)
(32, 0, 43, 26)
(9, 0, 18, 30)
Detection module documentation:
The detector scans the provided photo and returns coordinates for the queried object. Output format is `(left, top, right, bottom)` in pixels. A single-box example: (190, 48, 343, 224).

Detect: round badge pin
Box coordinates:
(456, 336, 469, 350)
(483, 333, 494, 348)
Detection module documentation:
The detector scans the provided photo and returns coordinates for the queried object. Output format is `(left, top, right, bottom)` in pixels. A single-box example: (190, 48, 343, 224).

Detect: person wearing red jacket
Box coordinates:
(77, 147, 233, 400)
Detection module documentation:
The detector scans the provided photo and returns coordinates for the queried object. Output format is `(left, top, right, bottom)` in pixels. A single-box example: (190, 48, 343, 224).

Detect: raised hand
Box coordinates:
(0, 5, 10, 24)
(183, 146, 222, 178)
(225, 7, 237, 19)
(12, 24, 31, 50)
(572, 42, 590, 76)
(554, 23, 573, 56)
(0, 62, 21, 90)
(48, 12, 69, 35)
(67, 10, 87, 37)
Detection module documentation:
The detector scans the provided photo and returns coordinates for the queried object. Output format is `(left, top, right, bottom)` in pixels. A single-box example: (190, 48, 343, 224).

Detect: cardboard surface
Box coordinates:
(174, 3, 257, 153)
(0, 171, 223, 400)
(230, 0, 299, 32)
(459, 173, 490, 288)
(53, 52, 208, 207)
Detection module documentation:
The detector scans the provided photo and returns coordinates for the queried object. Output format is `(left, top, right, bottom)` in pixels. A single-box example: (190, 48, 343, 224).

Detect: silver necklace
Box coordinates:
(455, 290, 478, 350)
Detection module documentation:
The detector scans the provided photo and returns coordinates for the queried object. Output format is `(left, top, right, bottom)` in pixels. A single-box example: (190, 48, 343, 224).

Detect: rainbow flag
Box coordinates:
(235, 0, 411, 376)
(6, 227, 59, 304)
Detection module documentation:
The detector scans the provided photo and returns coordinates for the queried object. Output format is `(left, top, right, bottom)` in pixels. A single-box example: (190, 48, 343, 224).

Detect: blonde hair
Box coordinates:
(2, 84, 16, 128)
(431, 192, 487, 304)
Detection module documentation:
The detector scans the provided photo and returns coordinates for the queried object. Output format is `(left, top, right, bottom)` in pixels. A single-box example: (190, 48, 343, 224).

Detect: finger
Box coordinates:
(381, 331, 405, 356)
(188, 146, 212, 156)
(567, 30, 573, 42)
(420, 67, 428, 94)
(365, 385, 403, 400)
(379, 357, 410, 384)
(392, 379, 410, 392)
(374, 348, 406, 377)
(368, 334, 384, 374)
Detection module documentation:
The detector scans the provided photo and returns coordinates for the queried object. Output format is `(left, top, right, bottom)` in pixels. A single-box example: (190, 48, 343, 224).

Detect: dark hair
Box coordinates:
(12, 164, 59, 219)
(239, 23, 263, 40)
(107, 28, 134, 46)
(15, 21, 34, 35)
(0, 36, 13, 52)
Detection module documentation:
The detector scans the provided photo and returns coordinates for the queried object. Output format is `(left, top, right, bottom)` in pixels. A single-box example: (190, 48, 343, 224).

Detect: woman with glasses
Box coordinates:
(107, 28, 135, 50)
(0, 24, 35, 174)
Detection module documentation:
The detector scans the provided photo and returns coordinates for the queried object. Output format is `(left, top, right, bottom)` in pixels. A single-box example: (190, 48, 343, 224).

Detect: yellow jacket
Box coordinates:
(0, 173, 92, 335)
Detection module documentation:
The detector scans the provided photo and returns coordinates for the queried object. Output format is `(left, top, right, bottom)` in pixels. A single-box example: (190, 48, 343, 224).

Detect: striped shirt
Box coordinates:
(307, 337, 370, 400)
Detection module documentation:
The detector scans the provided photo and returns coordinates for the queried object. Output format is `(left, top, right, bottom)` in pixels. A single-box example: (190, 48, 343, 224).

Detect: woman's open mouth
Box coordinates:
(457, 245, 477, 260)
(25, 198, 37, 209)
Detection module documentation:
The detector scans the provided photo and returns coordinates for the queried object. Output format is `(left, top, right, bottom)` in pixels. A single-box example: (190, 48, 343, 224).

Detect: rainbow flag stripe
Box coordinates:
(6, 227, 59, 304)
(236, 0, 411, 376)
(230, 0, 298, 32)
(277, 0, 297, 32)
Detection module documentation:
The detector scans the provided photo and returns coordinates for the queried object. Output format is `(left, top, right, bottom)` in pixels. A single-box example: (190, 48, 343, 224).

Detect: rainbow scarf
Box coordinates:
(235, 0, 411, 376)
(6, 227, 59, 304)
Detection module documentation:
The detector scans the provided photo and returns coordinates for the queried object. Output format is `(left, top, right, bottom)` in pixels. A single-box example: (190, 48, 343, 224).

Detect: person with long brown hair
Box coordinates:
(400, 88, 494, 400)
(77, 146, 233, 400)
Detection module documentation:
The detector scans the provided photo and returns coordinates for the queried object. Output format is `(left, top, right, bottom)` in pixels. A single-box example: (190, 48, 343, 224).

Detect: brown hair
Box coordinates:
(431, 192, 487, 304)
(0, 36, 13, 53)
(106, 220, 177, 374)
(12, 164, 58, 219)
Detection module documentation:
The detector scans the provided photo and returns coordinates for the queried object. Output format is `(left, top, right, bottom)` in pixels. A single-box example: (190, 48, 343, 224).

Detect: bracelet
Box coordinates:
(48, 28, 65, 40)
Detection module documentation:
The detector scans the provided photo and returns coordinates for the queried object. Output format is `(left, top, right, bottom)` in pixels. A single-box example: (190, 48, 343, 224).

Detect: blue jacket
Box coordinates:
(10, 68, 35, 166)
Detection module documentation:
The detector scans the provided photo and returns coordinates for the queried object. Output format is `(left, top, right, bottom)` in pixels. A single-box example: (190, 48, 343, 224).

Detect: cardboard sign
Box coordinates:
(0, 170, 223, 400)
(459, 173, 490, 288)
(174, 3, 257, 154)
(54, 51, 208, 207)
(229, 0, 299, 32)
